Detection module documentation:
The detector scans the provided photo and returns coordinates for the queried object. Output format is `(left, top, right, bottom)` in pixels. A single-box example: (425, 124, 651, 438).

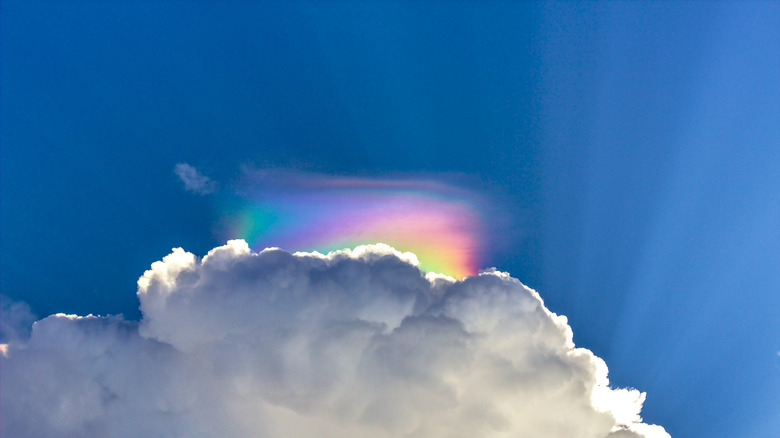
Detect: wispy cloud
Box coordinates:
(174, 163, 217, 195)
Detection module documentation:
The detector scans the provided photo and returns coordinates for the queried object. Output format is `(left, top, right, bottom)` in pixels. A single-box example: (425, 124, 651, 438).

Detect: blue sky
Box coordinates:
(2, 1, 778, 437)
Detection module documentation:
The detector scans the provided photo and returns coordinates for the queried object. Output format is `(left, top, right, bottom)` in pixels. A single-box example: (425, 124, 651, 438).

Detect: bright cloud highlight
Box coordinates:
(1, 241, 669, 438)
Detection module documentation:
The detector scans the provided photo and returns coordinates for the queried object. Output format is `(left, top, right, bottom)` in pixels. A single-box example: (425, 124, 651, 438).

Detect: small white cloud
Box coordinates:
(1, 242, 669, 438)
(174, 163, 217, 195)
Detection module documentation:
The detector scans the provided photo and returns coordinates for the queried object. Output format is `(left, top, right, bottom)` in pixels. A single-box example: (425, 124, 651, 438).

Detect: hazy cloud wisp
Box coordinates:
(1, 241, 669, 438)
(174, 163, 217, 195)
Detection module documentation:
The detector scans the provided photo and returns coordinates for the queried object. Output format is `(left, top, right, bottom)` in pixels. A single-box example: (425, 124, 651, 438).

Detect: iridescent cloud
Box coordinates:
(221, 170, 488, 277)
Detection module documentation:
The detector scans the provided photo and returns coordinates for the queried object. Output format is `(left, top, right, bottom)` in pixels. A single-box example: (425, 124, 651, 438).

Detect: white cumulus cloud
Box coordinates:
(174, 163, 217, 194)
(1, 241, 670, 438)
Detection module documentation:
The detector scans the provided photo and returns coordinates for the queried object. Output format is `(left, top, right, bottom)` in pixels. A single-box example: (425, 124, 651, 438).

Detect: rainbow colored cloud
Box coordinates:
(221, 170, 488, 278)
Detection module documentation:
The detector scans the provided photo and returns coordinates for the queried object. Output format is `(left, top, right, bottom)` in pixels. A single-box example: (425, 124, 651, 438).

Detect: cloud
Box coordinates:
(1, 242, 669, 438)
(221, 167, 511, 278)
(174, 163, 217, 194)
(0, 294, 36, 345)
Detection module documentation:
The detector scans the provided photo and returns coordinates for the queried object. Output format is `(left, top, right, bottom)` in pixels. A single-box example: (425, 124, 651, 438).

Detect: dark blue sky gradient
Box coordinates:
(2, 2, 779, 437)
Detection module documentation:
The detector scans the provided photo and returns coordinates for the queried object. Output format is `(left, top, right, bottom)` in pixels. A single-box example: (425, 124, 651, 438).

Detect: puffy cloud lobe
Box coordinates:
(174, 163, 217, 194)
(1, 241, 670, 438)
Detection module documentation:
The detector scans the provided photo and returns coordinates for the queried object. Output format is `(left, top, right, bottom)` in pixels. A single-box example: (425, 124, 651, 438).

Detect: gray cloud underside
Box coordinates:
(1, 241, 669, 438)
